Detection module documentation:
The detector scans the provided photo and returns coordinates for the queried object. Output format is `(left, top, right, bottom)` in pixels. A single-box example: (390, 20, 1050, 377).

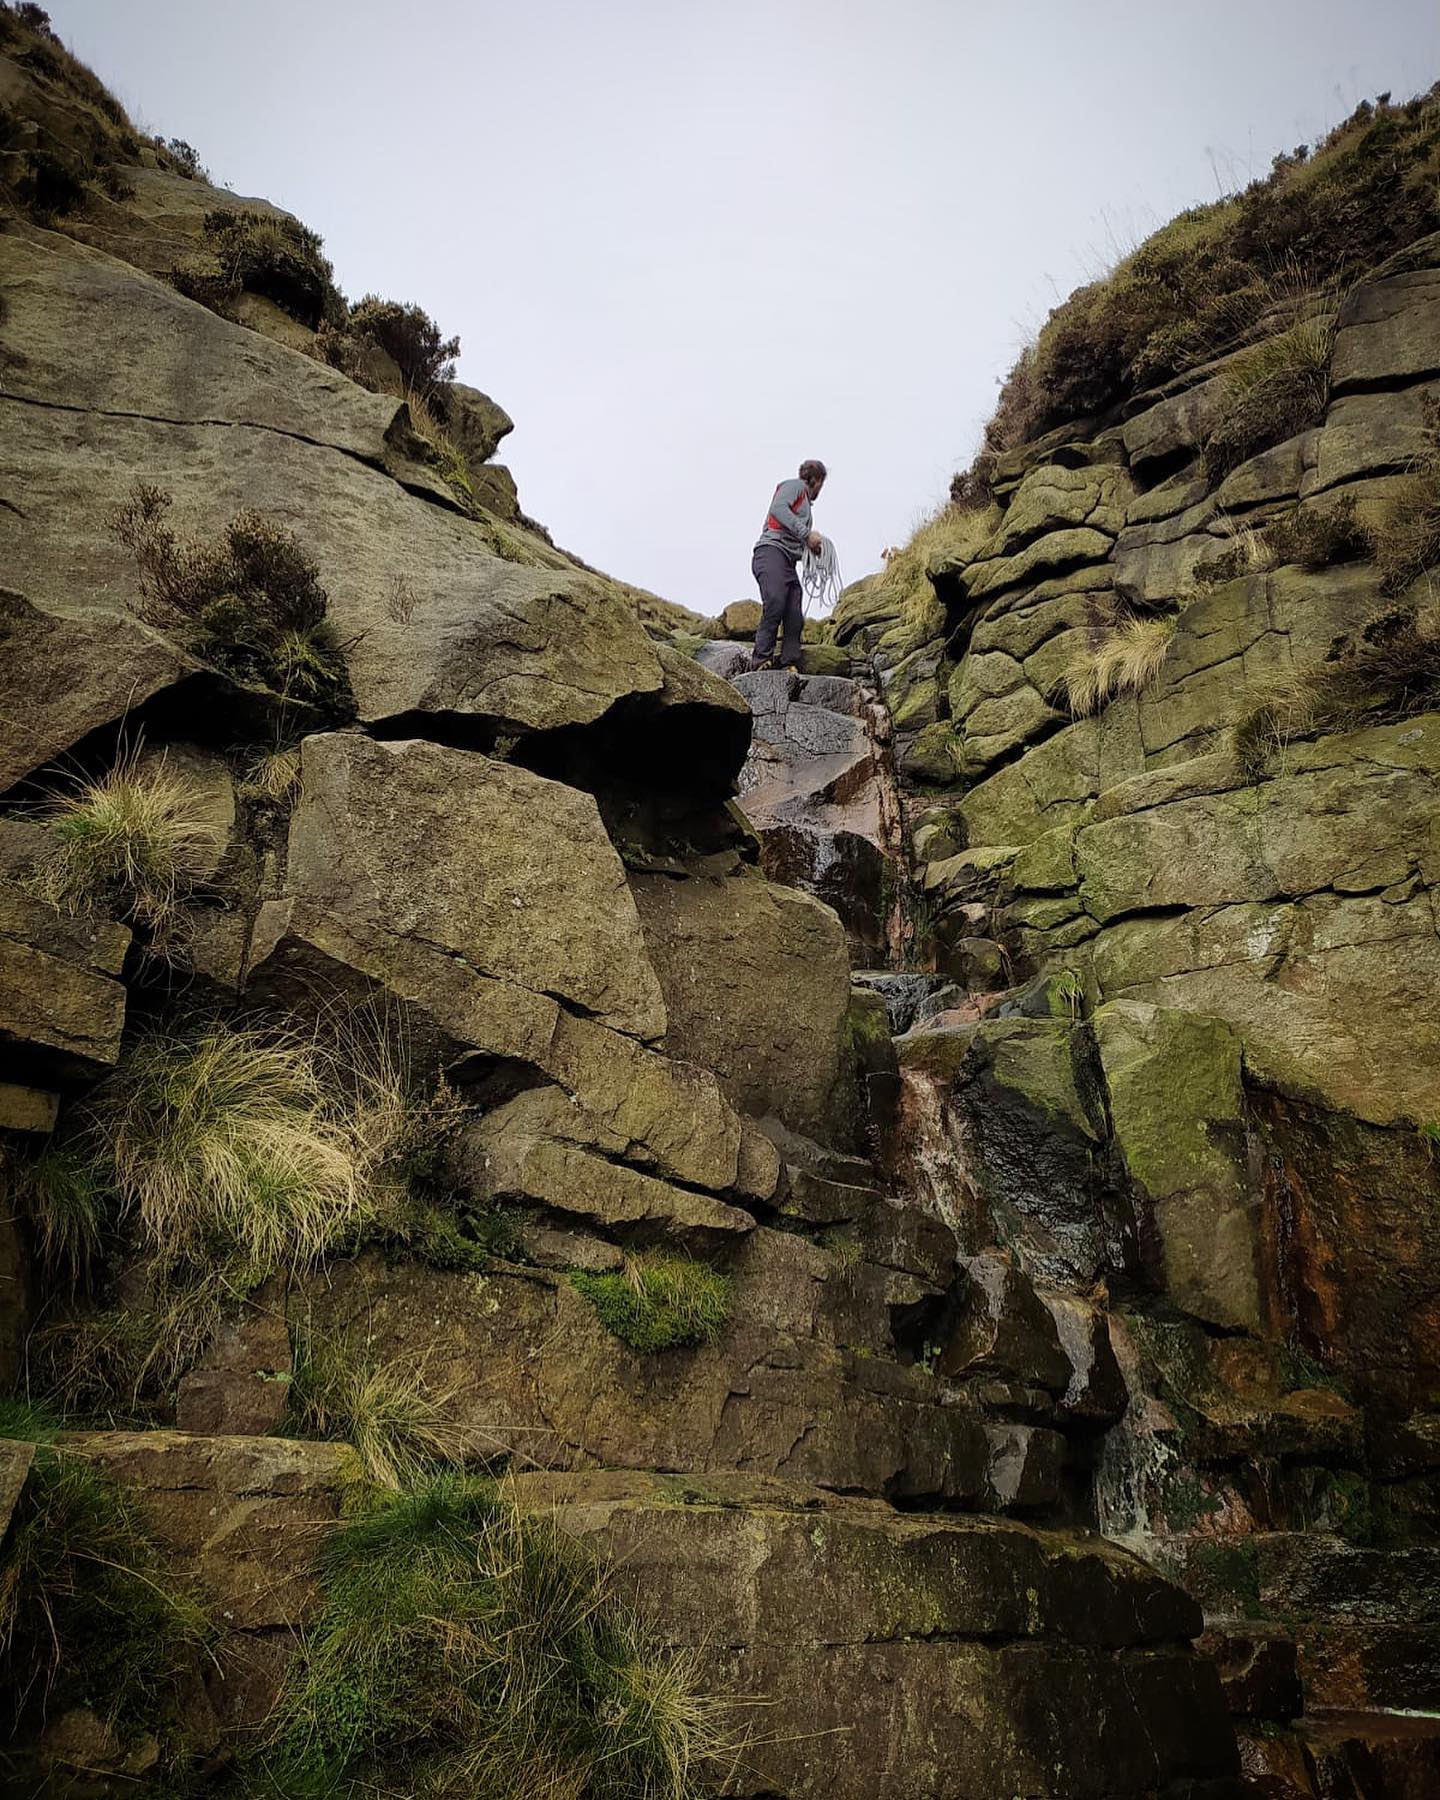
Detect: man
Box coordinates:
(750, 459, 826, 672)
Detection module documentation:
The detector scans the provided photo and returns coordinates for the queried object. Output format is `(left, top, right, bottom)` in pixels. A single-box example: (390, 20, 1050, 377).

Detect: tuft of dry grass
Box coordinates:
(91, 1024, 367, 1273)
(2, 1145, 110, 1288)
(17, 1013, 493, 1416)
(288, 1324, 481, 1490)
(1233, 602, 1440, 775)
(1202, 315, 1333, 482)
(31, 1267, 245, 1419)
(35, 747, 225, 946)
(240, 739, 304, 808)
(1371, 396, 1440, 595)
(401, 384, 477, 507)
(1058, 614, 1179, 716)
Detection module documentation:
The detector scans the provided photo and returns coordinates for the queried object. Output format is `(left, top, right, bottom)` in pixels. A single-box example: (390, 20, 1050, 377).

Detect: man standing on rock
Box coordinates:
(750, 459, 826, 672)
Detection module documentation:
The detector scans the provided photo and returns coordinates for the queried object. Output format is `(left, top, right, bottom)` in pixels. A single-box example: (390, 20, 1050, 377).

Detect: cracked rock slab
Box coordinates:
(0, 230, 668, 737)
(0, 881, 130, 1083)
(299, 1235, 986, 1499)
(456, 1085, 755, 1239)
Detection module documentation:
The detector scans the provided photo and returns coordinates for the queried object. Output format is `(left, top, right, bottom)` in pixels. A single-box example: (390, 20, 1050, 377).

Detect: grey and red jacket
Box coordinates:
(754, 478, 812, 562)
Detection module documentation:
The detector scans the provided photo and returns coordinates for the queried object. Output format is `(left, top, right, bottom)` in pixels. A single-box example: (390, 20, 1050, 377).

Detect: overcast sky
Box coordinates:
(48, 0, 1440, 617)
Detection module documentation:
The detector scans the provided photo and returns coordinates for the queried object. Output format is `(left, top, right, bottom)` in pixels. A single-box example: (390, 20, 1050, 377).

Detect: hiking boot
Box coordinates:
(782, 662, 802, 673)
(749, 655, 777, 672)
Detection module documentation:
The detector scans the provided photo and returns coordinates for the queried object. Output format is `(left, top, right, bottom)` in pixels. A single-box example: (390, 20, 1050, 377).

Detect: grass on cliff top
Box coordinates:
(0, 1398, 212, 1777)
(0, 3, 135, 133)
(981, 85, 1440, 454)
(257, 1474, 729, 1800)
(1057, 613, 1178, 716)
(875, 501, 999, 640)
(110, 482, 353, 714)
(1232, 602, 1440, 775)
(35, 744, 226, 953)
(571, 1254, 733, 1353)
(170, 206, 347, 331)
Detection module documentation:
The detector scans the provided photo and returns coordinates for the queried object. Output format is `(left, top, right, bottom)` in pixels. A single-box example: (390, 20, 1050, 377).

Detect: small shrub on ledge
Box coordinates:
(171, 206, 346, 330)
(109, 482, 354, 715)
(1232, 602, 1440, 775)
(341, 295, 460, 404)
(571, 1252, 733, 1352)
(1193, 493, 1372, 587)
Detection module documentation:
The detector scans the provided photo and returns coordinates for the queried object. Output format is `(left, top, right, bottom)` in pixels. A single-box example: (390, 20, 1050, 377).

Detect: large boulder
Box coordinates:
(444, 381, 514, 465)
(627, 861, 852, 1134)
(1092, 1000, 1260, 1331)
(282, 734, 667, 1041)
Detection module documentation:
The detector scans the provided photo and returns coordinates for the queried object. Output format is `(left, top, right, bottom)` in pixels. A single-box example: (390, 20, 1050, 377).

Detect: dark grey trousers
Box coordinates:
(752, 543, 803, 666)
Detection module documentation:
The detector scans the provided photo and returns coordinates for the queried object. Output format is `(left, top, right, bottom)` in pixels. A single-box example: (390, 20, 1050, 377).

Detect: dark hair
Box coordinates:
(798, 459, 827, 483)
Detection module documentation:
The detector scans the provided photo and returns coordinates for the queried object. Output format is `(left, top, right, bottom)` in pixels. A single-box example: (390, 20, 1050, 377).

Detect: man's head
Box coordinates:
(799, 458, 827, 501)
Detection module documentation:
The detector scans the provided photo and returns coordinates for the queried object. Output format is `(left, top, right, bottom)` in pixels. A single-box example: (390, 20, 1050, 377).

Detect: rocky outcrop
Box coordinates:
(846, 211, 1440, 1795)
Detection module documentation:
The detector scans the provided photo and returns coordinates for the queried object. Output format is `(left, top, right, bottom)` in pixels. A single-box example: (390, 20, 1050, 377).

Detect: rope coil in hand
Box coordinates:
(800, 535, 843, 616)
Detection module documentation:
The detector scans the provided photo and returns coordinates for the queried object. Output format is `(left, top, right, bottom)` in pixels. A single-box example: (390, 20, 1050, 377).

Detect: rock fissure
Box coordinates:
(0, 385, 403, 479)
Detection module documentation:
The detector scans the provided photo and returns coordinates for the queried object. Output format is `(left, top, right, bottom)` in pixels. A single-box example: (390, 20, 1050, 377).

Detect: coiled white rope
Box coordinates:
(800, 534, 843, 616)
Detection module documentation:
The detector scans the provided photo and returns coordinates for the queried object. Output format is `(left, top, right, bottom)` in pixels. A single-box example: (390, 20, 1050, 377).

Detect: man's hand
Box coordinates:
(807, 531, 823, 552)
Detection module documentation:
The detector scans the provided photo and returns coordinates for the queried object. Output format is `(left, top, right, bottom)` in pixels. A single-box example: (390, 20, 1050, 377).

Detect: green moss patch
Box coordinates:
(571, 1254, 733, 1353)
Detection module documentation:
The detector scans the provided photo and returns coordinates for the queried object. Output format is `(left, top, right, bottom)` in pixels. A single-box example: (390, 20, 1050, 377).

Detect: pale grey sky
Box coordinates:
(48, 0, 1440, 616)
